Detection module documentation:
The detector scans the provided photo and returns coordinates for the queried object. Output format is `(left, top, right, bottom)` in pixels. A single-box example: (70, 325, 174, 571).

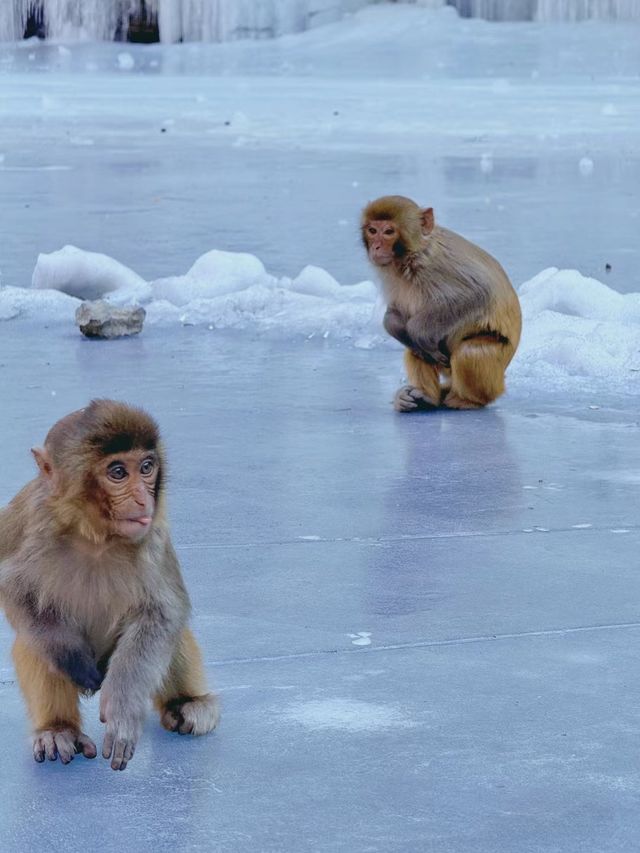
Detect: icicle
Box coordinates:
(448, 0, 640, 21)
(535, 0, 640, 21)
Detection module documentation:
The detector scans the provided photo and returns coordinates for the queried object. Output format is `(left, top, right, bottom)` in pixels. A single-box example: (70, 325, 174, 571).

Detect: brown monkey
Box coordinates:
(0, 400, 219, 770)
(362, 196, 521, 411)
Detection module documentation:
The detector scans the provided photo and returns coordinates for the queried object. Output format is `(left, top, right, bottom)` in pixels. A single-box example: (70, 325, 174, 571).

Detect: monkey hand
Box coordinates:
(430, 348, 451, 367)
(420, 335, 451, 367)
(55, 646, 103, 692)
(413, 346, 450, 367)
(99, 686, 145, 771)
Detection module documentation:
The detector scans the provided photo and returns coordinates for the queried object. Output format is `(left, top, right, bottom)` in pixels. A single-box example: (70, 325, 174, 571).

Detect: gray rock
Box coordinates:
(75, 300, 146, 339)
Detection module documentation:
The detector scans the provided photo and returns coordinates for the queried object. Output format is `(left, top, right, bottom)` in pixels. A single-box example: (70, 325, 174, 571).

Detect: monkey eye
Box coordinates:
(367, 226, 377, 235)
(383, 228, 394, 236)
(140, 458, 155, 476)
(107, 463, 128, 481)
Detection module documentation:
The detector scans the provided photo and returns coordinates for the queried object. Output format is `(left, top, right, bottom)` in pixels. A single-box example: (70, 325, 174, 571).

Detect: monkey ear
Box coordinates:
(421, 208, 435, 235)
(31, 447, 54, 480)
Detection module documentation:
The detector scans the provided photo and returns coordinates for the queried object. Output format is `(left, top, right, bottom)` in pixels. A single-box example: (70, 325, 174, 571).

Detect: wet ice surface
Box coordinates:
(1, 7, 640, 852)
(1, 328, 640, 853)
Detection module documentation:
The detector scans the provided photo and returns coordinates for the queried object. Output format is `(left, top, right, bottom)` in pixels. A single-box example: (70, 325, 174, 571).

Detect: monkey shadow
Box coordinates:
(366, 407, 522, 617)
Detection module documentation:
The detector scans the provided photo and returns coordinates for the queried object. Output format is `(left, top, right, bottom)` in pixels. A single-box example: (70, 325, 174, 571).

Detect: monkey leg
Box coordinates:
(154, 628, 220, 736)
(12, 637, 97, 764)
(445, 339, 512, 409)
(395, 350, 443, 412)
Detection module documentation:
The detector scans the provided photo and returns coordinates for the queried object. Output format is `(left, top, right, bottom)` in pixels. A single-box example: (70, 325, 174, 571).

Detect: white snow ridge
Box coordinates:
(1, 245, 638, 394)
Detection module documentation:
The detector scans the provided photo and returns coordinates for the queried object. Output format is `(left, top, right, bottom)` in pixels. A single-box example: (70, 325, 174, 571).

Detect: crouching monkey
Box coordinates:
(0, 400, 219, 770)
(362, 196, 522, 411)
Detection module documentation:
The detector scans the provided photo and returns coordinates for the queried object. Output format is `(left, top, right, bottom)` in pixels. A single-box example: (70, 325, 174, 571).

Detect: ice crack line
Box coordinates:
(1, 621, 639, 687)
(177, 524, 639, 551)
(203, 620, 640, 667)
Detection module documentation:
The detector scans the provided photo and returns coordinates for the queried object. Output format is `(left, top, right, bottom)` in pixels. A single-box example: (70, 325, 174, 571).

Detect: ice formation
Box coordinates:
(31, 245, 150, 302)
(0, 0, 371, 42)
(1, 0, 639, 43)
(2, 245, 638, 393)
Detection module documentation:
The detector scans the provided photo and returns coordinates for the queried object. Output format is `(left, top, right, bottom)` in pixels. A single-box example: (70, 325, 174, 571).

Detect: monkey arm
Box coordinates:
(383, 307, 415, 349)
(0, 489, 30, 563)
(0, 584, 102, 691)
(405, 311, 451, 366)
(99, 603, 186, 770)
(1, 490, 102, 691)
(406, 286, 491, 365)
(383, 306, 438, 362)
(99, 553, 189, 769)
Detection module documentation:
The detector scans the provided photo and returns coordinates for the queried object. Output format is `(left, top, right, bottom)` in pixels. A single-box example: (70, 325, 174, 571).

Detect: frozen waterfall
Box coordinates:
(1, 0, 639, 43)
(0, 1, 370, 42)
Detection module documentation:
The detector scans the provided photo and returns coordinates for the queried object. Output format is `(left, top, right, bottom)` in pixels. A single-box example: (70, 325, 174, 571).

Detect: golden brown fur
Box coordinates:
(362, 196, 521, 410)
(0, 400, 219, 770)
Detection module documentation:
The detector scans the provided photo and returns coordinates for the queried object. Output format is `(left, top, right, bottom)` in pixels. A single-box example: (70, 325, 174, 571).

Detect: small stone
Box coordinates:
(75, 300, 145, 339)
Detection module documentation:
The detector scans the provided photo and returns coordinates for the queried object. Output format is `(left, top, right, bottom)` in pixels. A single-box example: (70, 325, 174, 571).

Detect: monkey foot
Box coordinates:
(33, 728, 97, 764)
(160, 693, 220, 736)
(394, 385, 439, 413)
(442, 392, 484, 410)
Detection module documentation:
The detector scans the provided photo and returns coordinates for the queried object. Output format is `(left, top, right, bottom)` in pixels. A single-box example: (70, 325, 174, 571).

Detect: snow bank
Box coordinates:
(24, 244, 383, 344)
(517, 267, 640, 388)
(2, 246, 638, 392)
(0, 285, 79, 321)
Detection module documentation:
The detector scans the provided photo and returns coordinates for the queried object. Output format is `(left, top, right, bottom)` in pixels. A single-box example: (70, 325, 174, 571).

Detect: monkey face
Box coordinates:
(364, 220, 400, 266)
(97, 449, 159, 540)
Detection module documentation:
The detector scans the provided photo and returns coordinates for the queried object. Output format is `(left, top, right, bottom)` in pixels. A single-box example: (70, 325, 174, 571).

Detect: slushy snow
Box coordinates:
(2, 244, 638, 393)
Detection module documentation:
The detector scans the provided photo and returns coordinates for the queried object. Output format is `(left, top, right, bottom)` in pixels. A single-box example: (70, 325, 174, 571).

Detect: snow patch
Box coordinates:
(0, 285, 79, 321)
(117, 52, 135, 70)
(282, 698, 414, 732)
(578, 156, 594, 176)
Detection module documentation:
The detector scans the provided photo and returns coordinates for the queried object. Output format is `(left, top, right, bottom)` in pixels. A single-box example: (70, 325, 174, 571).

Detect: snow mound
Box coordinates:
(516, 267, 640, 387)
(1, 246, 638, 392)
(152, 250, 273, 306)
(32, 245, 150, 303)
(519, 267, 640, 323)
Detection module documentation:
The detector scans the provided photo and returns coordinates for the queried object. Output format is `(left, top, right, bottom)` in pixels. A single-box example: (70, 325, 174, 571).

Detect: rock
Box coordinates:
(75, 301, 145, 339)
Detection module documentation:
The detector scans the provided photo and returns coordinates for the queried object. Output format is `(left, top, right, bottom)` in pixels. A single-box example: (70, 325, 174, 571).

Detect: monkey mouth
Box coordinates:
(115, 515, 153, 537)
(125, 516, 152, 526)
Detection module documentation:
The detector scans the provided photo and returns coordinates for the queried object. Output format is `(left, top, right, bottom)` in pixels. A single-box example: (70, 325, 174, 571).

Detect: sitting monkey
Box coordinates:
(362, 195, 521, 411)
(0, 400, 219, 770)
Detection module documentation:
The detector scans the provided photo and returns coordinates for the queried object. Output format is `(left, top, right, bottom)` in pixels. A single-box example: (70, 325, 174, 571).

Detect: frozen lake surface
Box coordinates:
(0, 6, 639, 293)
(0, 6, 639, 852)
(0, 327, 639, 853)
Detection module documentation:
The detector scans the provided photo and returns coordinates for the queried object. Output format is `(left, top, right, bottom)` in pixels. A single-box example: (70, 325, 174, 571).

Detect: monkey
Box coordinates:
(0, 400, 219, 770)
(362, 196, 522, 411)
